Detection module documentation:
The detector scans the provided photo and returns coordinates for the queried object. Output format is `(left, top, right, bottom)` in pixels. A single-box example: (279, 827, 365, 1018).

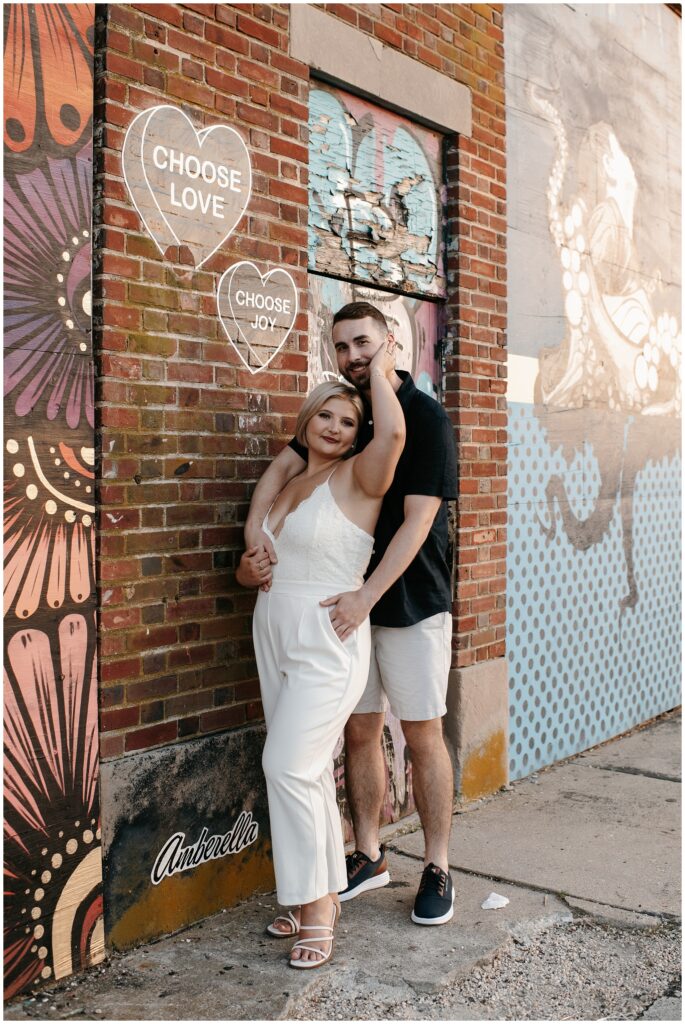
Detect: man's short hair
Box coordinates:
(332, 301, 388, 332)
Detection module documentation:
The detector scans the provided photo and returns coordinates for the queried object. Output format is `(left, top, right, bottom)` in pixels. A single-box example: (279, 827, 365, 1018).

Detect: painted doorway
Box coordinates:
(307, 81, 447, 832)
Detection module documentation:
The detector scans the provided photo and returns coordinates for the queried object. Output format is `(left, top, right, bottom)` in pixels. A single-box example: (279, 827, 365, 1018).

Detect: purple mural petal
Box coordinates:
(46, 352, 76, 421)
(66, 361, 83, 429)
(4, 315, 54, 352)
(4, 325, 61, 391)
(17, 168, 66, 245)
(49, 156, 79, 230)
(3, 146, 92, 430)
(14, 345, 66, 418)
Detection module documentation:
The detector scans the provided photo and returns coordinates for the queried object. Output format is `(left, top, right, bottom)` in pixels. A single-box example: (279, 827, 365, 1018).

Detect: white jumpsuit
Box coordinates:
(253, 473, 373, 906)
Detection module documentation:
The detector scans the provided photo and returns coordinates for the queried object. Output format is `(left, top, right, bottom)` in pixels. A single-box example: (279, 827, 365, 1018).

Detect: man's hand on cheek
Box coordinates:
(320, 587, 374, 640)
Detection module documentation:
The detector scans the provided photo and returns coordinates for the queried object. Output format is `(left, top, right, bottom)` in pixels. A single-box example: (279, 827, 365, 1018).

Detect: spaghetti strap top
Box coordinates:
(263, 471, 374, 590)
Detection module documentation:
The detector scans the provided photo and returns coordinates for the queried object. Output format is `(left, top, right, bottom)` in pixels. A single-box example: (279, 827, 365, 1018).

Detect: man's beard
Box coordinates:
(343, 363, 371, 391)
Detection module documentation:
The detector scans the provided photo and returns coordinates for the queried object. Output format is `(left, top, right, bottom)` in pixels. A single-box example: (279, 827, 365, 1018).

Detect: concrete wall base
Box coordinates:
(445, 659, 509, 800)
(100, 725, 273, 951)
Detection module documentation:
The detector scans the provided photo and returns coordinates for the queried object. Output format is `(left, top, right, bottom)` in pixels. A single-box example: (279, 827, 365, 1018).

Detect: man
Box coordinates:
(243, 302, 458, 926)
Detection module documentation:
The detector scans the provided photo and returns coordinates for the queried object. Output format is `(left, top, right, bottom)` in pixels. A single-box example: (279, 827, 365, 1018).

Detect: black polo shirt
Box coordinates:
(289, 371, 457, 628)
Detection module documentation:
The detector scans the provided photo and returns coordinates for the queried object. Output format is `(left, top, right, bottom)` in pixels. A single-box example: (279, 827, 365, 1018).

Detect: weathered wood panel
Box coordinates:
(3, 3, 103, 999)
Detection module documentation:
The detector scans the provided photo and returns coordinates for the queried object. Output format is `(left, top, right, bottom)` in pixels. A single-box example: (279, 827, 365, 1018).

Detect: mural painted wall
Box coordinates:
(3, 3, 104, 997)
(308, 84, 447, 827)
(505, 3, 681, 780)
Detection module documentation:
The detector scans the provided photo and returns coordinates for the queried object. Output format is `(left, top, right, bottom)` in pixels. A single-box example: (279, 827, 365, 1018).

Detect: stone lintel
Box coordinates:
(290, 5, 472, 137)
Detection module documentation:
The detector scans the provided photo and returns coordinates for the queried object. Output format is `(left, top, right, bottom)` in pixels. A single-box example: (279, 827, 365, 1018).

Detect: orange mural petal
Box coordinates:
(69, 524, 90, 604)
(5, 531, 36, 619)
(66, 3, 95, 55)
(83, 654, 99, 809)
(59, 442, 95, 479)
(3, 669, 45, 832)
(4, 521, 26, 561)
(34, 5, 92, 149)
(3, 4, 36, 153)
(47, 525, 68, 611)
(15, 523, 51, 621)
(59, 615, 89, 780)
(7, 630, 64, 792)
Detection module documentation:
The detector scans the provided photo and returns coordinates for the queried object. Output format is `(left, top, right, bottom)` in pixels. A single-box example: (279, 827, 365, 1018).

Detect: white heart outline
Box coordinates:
(217, 260, 299, 375)
(122, 106, 172, 249)
(123, 104, 252, 270)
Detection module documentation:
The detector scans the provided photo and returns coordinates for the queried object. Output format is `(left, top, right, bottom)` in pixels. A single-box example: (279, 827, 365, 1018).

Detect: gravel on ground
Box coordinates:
(289, 918, 682, 1021)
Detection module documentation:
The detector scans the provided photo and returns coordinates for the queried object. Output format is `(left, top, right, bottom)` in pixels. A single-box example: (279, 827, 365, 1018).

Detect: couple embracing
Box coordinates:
(237, 302, 458, 969)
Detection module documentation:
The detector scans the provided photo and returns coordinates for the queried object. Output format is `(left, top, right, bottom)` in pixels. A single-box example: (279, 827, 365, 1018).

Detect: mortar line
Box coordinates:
(385, 845, 681, 923)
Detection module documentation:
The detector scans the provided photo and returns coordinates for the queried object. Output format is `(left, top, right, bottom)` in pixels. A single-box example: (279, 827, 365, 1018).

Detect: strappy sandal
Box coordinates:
(265, 909, 300, 939)
(289, 901, 339, 970)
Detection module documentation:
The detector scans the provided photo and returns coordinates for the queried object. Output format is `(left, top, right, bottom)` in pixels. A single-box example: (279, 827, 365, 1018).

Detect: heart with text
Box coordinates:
(217, 261, 298, 374)
(123, 104, 252, 269)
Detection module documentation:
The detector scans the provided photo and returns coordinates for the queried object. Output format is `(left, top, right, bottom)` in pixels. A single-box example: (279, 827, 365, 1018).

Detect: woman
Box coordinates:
(236, 340, 404, 969)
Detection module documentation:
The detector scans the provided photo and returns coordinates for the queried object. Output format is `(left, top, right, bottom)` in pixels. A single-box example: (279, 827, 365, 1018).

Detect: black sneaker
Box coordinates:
(411, 863, 455, 925)
(338, 845, 391, 902)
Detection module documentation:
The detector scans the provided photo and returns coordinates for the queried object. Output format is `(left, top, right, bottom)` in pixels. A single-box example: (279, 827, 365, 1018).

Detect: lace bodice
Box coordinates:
(263, 477, 374, 590)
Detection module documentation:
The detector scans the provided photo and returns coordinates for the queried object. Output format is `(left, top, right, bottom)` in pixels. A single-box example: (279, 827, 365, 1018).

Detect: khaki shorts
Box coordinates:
(353, 612, 452, 721)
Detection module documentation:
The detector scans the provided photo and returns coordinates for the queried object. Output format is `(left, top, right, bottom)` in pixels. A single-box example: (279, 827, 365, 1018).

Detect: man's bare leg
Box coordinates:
(343, 712, 386, 859)
(401, 718, 453, 871)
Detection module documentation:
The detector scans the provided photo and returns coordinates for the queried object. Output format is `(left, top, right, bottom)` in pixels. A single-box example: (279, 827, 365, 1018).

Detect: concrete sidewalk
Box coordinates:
(6, 710, 681, 1021)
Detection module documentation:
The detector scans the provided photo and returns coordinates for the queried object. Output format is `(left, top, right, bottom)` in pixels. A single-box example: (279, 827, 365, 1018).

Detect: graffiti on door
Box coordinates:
(309, 84, 445, 298)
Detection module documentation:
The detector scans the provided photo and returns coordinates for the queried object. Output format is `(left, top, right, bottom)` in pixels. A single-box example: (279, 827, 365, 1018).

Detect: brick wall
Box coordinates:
(440, 4, 507, 669)
(94, 2, 506, 758)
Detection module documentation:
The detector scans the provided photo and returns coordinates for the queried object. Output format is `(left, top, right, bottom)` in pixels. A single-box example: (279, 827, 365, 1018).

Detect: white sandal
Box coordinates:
(289, 902, 339, 970)
(265, 909, 300, 938)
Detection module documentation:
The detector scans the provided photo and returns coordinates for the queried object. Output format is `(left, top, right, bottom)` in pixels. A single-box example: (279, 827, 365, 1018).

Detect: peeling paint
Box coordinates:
(309, 85, 445, 296)
(461, 730, 508, 801)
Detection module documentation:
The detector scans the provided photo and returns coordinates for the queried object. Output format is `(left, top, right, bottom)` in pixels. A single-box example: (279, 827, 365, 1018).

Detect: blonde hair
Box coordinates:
(295, 381, 364, 447)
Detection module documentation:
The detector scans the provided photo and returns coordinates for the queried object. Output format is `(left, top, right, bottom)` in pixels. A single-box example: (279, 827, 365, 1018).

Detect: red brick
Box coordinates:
(166, 75, 214, 108)
(100, 735, 125, 759)
(199, 705, 246, 732)
(125, 721, 178, 752)
(235, 14, 280, 47)
(101, 706, 140, 732)
(127, 676, 178, 703)
(270, 136, 308, 163)
(106, 52, 144, 82)
(205, 20, 250, 53)
(135, 4, 183, 27)
(206, 66, 249, 96)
